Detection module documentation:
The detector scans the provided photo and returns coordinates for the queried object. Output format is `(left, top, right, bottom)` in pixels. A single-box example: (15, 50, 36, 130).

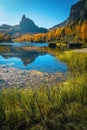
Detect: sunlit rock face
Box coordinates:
(67, 0, 87, 24)
(51, 0, 87, 29)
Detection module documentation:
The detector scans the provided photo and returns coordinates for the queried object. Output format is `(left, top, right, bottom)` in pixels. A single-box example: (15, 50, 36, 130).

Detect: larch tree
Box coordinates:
(81, 21, 87, 42)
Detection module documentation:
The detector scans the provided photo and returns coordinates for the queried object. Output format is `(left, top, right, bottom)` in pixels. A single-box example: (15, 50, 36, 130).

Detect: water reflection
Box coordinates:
(0, 42, 48, 47)
(0, 43, 68, 73)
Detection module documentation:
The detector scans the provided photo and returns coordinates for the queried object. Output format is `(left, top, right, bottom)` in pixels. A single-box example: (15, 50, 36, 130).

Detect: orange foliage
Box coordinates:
(14, 21, 87, 43)
(0, 33, 11, 42)
(81, 21, 87, 42)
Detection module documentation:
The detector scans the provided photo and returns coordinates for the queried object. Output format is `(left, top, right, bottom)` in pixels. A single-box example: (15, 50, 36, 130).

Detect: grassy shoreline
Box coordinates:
(0, 51, 87, 130)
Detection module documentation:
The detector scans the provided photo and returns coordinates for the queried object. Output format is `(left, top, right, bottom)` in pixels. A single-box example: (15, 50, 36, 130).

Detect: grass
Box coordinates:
(0, 51, 87, 130)
(58, 51, 87, 73)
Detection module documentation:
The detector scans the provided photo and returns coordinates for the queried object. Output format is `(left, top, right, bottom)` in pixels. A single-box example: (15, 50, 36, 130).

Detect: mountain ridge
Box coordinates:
(0, 15, 48, 35)
(51, 0, 87, 29)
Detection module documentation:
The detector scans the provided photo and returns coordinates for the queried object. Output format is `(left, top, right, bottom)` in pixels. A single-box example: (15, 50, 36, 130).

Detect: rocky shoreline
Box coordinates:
(0, 68, 66, 88)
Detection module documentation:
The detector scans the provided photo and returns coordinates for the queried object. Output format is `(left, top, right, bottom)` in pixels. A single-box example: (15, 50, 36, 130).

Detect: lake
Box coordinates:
(0, 42, 68, 73)
(0, 42, 48, 47)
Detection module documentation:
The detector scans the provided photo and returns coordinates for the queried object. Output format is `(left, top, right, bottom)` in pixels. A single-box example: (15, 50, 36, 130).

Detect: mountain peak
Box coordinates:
(19, 15, 48, 33)
(0, 15, 48, 35)
(19, 15, 39, 33)
(22, 15, 26, 21)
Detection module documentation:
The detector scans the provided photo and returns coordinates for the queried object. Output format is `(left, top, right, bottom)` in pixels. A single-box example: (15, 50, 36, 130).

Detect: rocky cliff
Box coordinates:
(67, 0, 87, 24)
(51, 0, 87, 29)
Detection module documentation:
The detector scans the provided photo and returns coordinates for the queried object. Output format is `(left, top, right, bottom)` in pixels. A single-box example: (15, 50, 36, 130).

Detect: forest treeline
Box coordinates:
(0, 33, 11, 42)
(0, 21, 87, 44)
(13, 21, 87, 44)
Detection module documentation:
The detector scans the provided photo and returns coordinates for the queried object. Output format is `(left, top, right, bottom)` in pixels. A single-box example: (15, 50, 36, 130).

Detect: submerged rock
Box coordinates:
(0, 68, 66, 88)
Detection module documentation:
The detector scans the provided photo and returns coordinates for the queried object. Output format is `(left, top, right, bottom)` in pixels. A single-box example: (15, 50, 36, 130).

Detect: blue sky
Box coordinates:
(0, 0, 79, 28)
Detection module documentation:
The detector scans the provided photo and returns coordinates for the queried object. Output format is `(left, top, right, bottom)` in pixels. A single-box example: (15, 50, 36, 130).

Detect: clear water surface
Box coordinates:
(0, 42, 68, 73)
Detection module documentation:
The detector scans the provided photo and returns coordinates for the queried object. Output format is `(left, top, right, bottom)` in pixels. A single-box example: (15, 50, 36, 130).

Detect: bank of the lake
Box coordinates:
(0, 51, 87, 130)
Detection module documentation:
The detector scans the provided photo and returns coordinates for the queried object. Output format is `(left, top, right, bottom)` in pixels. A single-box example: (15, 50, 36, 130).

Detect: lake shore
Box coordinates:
(0, 67, 66, 88)
(73, 48, 87, 53)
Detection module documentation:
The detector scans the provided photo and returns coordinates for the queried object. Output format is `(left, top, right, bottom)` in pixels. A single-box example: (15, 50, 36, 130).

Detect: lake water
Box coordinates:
(0, 42, 48, 47)
(0, 42, 68, 73)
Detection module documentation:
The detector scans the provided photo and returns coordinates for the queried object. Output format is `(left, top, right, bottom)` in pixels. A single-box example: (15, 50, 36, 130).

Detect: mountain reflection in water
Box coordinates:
(0, 43, 68, 73)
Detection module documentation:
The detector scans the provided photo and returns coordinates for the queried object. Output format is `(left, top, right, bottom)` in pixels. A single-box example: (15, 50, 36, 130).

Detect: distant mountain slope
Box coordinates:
(0, 24, 12, 29)
(50, 20, 67, 30)
(0, 15, 48, 35)
(51, 0, 87, 29)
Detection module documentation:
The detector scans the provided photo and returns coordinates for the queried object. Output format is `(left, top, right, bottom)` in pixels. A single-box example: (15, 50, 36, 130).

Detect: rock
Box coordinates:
(51, 0, 87, 29)
(0, 68, 66, 88)
(68, 0, 87, 24)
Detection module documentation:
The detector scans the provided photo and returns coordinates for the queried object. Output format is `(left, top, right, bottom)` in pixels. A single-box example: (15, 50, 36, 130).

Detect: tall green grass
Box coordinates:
(0, 51, 87, 130)
(58, 51, 87, 73)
